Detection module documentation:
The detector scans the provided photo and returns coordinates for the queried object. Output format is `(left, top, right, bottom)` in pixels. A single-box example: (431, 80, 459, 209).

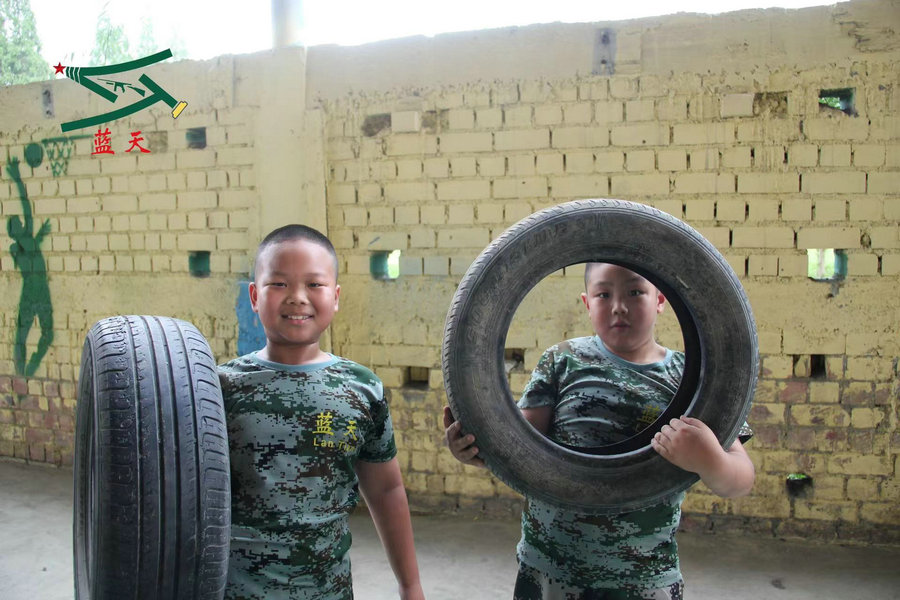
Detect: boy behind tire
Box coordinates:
(220, 225, 425, 599)
(444, 262, 754, 599)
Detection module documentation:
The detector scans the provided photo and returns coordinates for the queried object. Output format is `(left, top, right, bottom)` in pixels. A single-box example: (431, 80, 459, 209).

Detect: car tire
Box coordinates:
(441, 199, 758, 513)
(74, 316, 230, 599)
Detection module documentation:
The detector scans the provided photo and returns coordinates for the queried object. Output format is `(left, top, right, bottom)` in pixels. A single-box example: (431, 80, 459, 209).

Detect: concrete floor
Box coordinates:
(2, 460, 899, 599)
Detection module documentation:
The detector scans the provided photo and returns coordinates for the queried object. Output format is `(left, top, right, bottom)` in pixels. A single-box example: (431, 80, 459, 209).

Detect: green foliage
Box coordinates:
(0, 0, 48, 86)
(819, 96, 841, 109)
(89, 12, 132, 67)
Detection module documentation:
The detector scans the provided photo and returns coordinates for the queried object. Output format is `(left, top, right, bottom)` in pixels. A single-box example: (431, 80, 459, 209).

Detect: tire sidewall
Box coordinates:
(442, 199, 758, 513)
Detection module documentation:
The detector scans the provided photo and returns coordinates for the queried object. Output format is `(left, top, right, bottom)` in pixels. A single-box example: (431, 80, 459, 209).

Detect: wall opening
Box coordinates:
(807, 249, 846, 281)
(818, 88, 856, 116)
(809, 354, 826, 379)
(405, 366, 429, 388)
(186, 127, 207, 149)
(370, 250, 401, 280)
(189, 251, 211, 277)
(504, 347, 525, 374)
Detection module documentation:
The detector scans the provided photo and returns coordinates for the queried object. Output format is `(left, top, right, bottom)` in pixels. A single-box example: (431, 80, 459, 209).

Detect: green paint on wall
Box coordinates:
(6, 154, 54, 377)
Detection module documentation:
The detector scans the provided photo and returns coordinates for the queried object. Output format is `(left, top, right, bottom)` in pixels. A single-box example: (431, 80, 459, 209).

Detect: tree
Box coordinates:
(0, 0, 48, 86)
(88, 12, 131, 66)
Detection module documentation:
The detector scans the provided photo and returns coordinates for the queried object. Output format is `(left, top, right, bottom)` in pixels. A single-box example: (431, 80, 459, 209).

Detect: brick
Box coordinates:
(731, 227, 795, 248)
(493, 177, 547, 199)
(788, 144, 818, 167)
(66, 196, 100, 213)
(809, 382, 840, 404)
(504, 106, 532, 127)
(819, 145, 852, 167)
(722, 147, 752, 169)
(868, 172, 900, 194)
(396, 159, 422, 179)
(853, 145, 885, 167)
(359, 231, 408, 250)
(437, 181, 490, 201)
(440, 132, 492, 153)
(423, 158, 450, 178)
(563, 152, 593, 173)
(494, 130, 550, 151)
(802, 172, 866, 194)
(476, 204, 504, 223)
(657, 149, 686, 172)
(550, 127, 610, 150)
(178, 191, 217, 210)
(782, 198, 812, 221)
(812, 198, 847, 221)
(684, 199, 715, 221)
(721, 93, 754, 117)
(860, 503, 900, 525)
(551, 175, 609, 197)
(437, 229, 490, 248)
(447, 205, 474, 225)
(796, 227, 861, 249)
(851, 408, 885, 429)
(690, 149, 720, 171)
(715, 200, 745, 221)
(610, 124, 668, 147)
(385, 182, 433, 202)
(847, 253, 878, 275)
(420, 205, 446, 225)
(611, 174, 668, 196)
(746, 199, 779, 222)
(593, 101, 624, 124)
(783, 330, 845, 354)
(563, 103, 592, 124)
(534, 105, 562, 126)
(450, 157, 477, 177)
(476, 108, 502, 129)
(656, 97, 687, 121)
(423, 257, 448, 275)
(828, 454, 892, 476)
(883, 254, 900, 275)
(848, 198, 883, 221)
(625, 150, 654, 172)
(625, 99, 654, 121)
(748, 255, 778, 276)
(869, 227, 900, 249)
(794, 501, 858, 522)
(609, 77, 638, 99)
(176, 149, 216, 169)
(673, 123, 734, 145)
(804, 117, 868, 141)
(737, 173, 799, 194)
(674, 173, 734, 194)
(100, 155, 137, 173)
(385, 135, 437, 156)
(536, 154, 564, 175)
(504, 203, 533, 222)
(368, 207, 394, 226)
(392, 111, 420, 132)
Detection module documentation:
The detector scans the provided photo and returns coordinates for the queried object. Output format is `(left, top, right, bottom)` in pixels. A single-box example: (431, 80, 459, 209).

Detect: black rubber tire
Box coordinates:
(73, 316, 230, 599)
(442, 199, 758, 513)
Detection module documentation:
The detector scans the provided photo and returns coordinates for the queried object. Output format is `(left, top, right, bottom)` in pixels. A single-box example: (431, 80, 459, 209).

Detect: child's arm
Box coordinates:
(442, 405, 553, 467)
(356, 458, 425, 600)
(651, 416, 755, 498)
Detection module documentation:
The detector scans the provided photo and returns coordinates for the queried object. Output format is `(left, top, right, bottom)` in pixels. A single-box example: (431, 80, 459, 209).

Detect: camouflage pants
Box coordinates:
(513, 562, 683, 600)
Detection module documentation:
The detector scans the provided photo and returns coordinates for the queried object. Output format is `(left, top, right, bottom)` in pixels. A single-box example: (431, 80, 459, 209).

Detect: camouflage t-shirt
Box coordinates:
(516, 336, 686, 590)
(219, 352, 397, 600)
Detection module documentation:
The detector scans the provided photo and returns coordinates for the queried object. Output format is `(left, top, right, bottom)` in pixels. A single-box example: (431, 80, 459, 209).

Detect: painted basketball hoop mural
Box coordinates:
(54, 48, 187, 133)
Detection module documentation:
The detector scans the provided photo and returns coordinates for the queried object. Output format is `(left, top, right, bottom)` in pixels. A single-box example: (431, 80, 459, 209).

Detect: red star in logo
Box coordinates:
(53, 62, 65, 74)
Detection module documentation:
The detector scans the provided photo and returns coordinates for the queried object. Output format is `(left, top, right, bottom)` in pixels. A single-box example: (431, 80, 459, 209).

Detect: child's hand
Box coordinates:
(652, 416, 755, 498)
(442, 406, 485, 468)
(651, 416, 722, 475)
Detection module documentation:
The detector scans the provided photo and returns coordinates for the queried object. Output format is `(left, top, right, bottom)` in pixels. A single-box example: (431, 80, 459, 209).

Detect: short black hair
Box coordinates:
(583, 262, 602, 289)
(254, 224, 339, 281)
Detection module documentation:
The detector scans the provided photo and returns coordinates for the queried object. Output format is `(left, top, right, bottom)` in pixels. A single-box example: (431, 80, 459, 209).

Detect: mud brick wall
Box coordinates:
(1, 0, 897, 544)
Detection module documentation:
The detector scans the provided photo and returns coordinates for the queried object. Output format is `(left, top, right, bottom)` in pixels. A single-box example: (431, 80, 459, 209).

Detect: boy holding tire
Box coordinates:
(444, 262, 754, 600)
(219, 224, 425, 600)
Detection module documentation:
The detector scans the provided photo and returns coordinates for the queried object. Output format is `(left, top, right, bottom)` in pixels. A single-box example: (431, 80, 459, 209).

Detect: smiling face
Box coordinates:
(581, 263, 666, 364)
(250, 239, 340, 365)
